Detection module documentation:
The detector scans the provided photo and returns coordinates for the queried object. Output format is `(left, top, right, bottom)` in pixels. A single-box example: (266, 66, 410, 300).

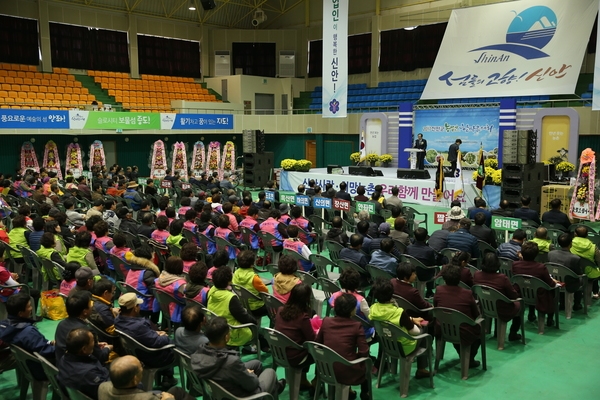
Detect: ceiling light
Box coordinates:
(189, 1, 196, 11)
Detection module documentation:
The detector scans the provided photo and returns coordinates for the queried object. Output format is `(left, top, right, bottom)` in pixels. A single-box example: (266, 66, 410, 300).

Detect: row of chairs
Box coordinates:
(89, 70, 197, 84)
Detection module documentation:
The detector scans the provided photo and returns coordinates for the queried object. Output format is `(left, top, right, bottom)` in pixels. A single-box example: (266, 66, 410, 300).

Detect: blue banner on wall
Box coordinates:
(0, 110, 69, 129)
(162, 113, 234, 130)
(413, 108, 499, 168)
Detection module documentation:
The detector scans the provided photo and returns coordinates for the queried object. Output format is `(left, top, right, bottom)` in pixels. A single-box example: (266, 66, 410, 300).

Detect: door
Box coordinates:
(305, 140, 317, 167)
(103, 141, 117, 167)
(221, 79, 228, 102)
(255, 93, 275, 115)
(281, 94, 288, 115)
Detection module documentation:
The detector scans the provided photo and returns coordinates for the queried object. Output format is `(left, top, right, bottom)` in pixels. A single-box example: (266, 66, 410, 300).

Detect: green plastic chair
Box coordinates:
(511, 274, 560, 334)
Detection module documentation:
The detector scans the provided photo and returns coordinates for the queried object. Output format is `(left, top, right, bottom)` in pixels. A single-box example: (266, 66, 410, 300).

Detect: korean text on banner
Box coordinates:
(160, 113, 234, 130)
(322, 0, 348, 118)
(69, 111, 161, 130)
(422, 0, 598, 99)
(0, 110, 69, 129)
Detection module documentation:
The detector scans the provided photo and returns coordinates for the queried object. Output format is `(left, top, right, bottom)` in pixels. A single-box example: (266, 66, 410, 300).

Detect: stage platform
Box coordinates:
(279, 167, 479, 208)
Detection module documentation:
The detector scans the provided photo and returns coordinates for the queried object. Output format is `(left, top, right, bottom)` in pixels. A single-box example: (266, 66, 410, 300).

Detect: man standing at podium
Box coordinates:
(414, 133, 427, 170)
(447, 139, 462, 175)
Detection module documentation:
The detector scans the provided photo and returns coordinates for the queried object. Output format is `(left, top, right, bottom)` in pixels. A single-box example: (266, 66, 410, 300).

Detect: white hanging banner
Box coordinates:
(422, 0, 598, 100)
(322, 0, 348, 118)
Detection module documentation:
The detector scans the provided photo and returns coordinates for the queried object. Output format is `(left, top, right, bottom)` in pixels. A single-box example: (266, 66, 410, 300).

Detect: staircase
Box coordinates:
(74, 75, 122, 110)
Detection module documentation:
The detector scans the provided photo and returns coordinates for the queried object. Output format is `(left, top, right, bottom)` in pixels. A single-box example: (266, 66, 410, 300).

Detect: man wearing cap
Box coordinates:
(369, 223, 401, 258)
(86, 199, 104, 219)
(442, 206, 465, 231)
(447, 218, 480, 259)
(124, 181, 143, 211)
(220, 172, 235, 191)
(69, 267, 96, 295)
(115, 292, 178, 389)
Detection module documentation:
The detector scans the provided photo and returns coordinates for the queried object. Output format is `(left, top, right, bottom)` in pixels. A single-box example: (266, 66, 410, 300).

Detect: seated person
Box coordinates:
(207, 267, 257, 349)
(339, 234, 370, 269)
(115, 292, 178, 390)
(0, 292, 55, 380)
(37, 231, 67, 284)
(174, 305, 208, 356)
(326, 216, 349, 246)
(125, 246, 161, 323)
(55, 291, 112, 364)
(317, 294, 370, 400)
(369, 238, 398, 275)
(548, 233, 583, 310)
(57, 328, 110, 400)
(389, 217, 410, 246)
(434, 264, 482, 369)
(180, 242, 198, 274)
(155, 256, 188, 324)
(185, 261, 210, 305)
(391, 262, 433, 319)
(0, 255, 41, 315)
(541, 198, 571, 230)
(571, 226, 600, 297)
(94, 220, 115, 272)
(328, 269, 374, 340)
(437, 251, 474, 288)
(473, 253, 522, 342)
(191, 317, 285, 397)
(66, 231, 98, 270)
(151, 216, 171, 244)
(273, 255, 302, 303)
(289, 206, 316, 245)
(206, 249, 229, 280)
(259, 209, 287, 252)
(283, 225, 315, 272)
(530, 227, 554, 253)
(239, 205, 260, 250)
(470, 212, 497, 248)
(274, 284, 317, 391)
(214, 214, 242, 260)
(90, 278, 118, 335)
(369, 278, 429, 379)
(166, 219, 188, 249)
(197, 211, 217, 256)
(232, 250, 269, 317)
(496, 229, 526, 261)
(137, 213, 156, 239)
(406, 227, 442, 298)
(512, 242, 560, 326)
(446, 218, 480, 259)
(99, 355, 194, 400)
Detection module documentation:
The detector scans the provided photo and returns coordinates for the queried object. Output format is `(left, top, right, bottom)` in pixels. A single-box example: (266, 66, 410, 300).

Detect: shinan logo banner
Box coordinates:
(322, 0, 348, 117)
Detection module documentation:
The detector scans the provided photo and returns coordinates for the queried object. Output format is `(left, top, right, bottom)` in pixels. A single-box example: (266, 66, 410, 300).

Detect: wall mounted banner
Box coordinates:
(322, 0, 348, 118)
(413, 108, 500, 168)
(422, 0, 598, 99)
(0, 110, 69, 129)
(69, 111, 161, 129)
(161, 113, 233, 130)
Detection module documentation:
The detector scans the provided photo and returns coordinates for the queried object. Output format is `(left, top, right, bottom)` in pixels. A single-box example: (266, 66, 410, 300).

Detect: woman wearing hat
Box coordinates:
(123, 181, 143, 211)
(442, 206, 465, 231)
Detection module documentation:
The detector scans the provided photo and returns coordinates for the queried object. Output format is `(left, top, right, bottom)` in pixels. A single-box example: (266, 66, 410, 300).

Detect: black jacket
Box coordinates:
(57, 353, 109, 400)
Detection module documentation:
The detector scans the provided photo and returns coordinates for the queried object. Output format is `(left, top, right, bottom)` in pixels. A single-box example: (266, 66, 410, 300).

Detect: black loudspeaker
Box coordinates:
(349, 166, 375, 176)
(244, 169, 271, 187)
(501, 163, 546, 188)
(396, 169, 430, 180)
(244, 152, 273, 170)
(200, 0, 216, 10)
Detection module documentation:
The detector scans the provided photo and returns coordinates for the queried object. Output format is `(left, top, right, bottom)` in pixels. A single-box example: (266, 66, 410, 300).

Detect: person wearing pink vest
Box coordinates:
(151, 216, 171, 244)
(214, 214, 242, 260)
(109, 232, 131, 278)
(273, 255, 302, 303)
(222, 202, 239, 232)
(290, 206, 316, 246)
(124, 247, 161, 323)
(239, 206, 260, 250)
(278, 203, 292, 225)
(154, 256, 187, 324)
(183, 209, 199, 246)
(180, 242, 199, 274)
(283, 225, 314, 272)
(259, 210, 287, 251)
(177, 196, 192, 219)
(185, 261, 210, 306)
(197, 211, 217, 255)
(328, 269, 374, 339)
(59, 262, 81, 296)
(93, 221, 115, 272)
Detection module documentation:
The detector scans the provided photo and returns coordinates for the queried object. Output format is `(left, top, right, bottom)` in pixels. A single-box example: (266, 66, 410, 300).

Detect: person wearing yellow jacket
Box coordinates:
(571, 226, 600, 296)
(369, 278, 431, 379)
(232, 250, 269, 317)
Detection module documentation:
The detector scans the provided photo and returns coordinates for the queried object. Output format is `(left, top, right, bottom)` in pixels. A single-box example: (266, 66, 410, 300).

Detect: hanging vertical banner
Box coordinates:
(322, 0, 348, 118)
(594, 0, 600, 110)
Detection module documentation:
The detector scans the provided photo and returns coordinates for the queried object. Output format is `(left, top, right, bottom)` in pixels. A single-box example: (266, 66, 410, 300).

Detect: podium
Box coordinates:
(404, 148, 424, 170)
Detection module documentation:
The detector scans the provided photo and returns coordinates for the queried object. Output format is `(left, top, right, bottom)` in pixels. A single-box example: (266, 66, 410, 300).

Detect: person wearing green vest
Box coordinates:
(45, 220, 68, 257)
(207, 266, 257, 351)
(369, 278, 430, 379)
(232, 251, 268, 317)
(530, 227, 554, 254)
(571, 226, 600, 295)
(66, 231, 98, 271)
(36, 232, 66, 283)
(7, 215, 29, 262)
(165, 219, 187, 249)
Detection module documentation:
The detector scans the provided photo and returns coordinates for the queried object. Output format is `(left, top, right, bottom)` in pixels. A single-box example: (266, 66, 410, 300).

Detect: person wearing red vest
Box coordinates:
(155, 256, 187, 324)
(283, 225, 314, 272)
(239, 206, 260, 250)
(289, 206, 316, 246)
(259, 209, 287, 251)
(124, 247, 161, 324)
(93, 220, 115, 273)
(197, 211, 217, 255)
(151, 216, 171, 244)
(214, 214, 242, 260)
(222, 202, 239, 232)
(180, 242, 199, 274)
(185, 261, 210, 306)
(109, 232, 131, 278)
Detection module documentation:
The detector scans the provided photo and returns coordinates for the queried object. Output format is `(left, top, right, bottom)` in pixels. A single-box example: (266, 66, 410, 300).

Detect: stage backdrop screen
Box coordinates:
(421, 0, 598, 99)
(413, 108, 499, 168)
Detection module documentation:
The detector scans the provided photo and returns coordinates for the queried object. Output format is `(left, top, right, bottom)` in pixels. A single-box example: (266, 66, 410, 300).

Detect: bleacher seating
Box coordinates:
(89, 71, 220, 112)
(0, 63, 97, 110)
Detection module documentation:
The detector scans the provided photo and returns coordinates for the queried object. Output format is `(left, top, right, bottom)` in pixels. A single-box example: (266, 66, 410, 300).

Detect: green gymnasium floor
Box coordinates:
(1, 202, 599, 399)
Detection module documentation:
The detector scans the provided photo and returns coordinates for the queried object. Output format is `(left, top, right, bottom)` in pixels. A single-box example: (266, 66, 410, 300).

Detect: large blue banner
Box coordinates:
(0, 110, 69, 129)
(413, 108, 500, 167)
(161, 113, 234, 130)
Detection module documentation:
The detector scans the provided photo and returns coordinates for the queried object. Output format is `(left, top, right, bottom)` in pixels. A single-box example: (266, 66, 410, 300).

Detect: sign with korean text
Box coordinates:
(137, 178, 146, 185)
(421, 0, 598, 99)
(181, 183, 191, 190)
(280, 193, 296, 204)
(160, 180, 172, 189)
(265, 191, 276, 201)
(356, 202, 376, 215)
(69, 111, 161, 130)
(434, 212, 448, 225)
(322, 0, 348, 117)
(0, 110, 69, 129)
(295, 195, 311, 207)
(313, 197, 332, 209)
(160, 113, 233, 130)
(571, 202, 591, 220)
(332, 198, 350, 212)
(491, 216, 522, 231)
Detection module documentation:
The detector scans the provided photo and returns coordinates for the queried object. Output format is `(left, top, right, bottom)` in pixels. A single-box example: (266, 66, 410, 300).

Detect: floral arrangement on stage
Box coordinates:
(66, 143, 83, 177)
(281, 159, 297, 171)
(280, 159, 312, 172)
(365, 153, 379, 163)
(472, 157, 502, 186)
(220, 141, 236, 176)
(191, 141, 206, 179)
(570, 148, 595, 221)
(43, 140, 62, 179)
(150, 140, 168, 179)
(171, 142, 188, 180)
(350, 152, 363, 163)
(206, 141, 221, 174)
(380, 154, 393, 164)
(89, 140, 106, 169)
(556, 161, 575, 173)
(20, 142, 40, 173)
